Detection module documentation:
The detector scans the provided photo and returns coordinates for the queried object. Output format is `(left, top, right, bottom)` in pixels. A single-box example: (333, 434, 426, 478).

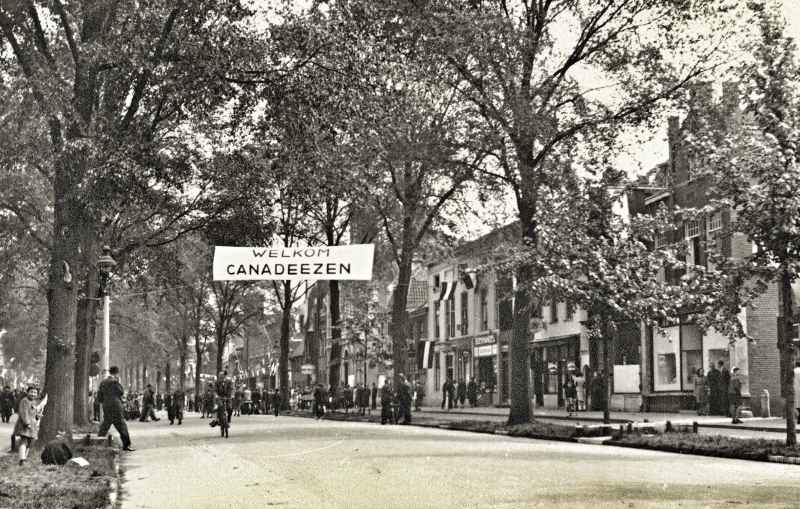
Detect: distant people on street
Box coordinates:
(414, 379, 425, 411)
(252, 388, 262, 415)
(156, 392, 163, 412)
(380, 379, 395, 425)
(170, 388, 185, 425)
(397, 374, 412, 425)
(313, 384, 326, 419)
(0, 385, 15, 423)
(729, 367, 743, 424)
(233, 386, 243, 417)
(564, 375, 577, 415)
(203, 383, 215, 418)
(370, 382, 378, 410)
(271, 389, 281, 417)
(243, 386, 252, 415)
(13, 386, 43, 466)
(706, 362, 722, 415)
(216, 371, 234, 425)
(98, 366, 134, 452)
(574, 372, 586, 411)
(456, 379, 466, 408)
(719, 360, 731, 416)
(140, 384, 159, 422)
(694, 368, 708, 415)
(589, 371, 604, 411)
(466, 377, 477, 408)
(441, 376, 455, 410)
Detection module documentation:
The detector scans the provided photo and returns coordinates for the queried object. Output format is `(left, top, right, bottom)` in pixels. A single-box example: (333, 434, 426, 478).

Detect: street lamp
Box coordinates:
(98, 245, 117, 379)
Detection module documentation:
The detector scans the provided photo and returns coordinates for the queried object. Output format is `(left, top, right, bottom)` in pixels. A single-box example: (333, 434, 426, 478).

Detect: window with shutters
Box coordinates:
(685, 220, 700, 239)
(708, 212, 722, 232)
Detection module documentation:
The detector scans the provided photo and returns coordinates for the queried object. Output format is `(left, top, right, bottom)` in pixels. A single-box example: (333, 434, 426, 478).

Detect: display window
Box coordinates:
(680, 324, 702, 390)
(653, 326, 681, 391)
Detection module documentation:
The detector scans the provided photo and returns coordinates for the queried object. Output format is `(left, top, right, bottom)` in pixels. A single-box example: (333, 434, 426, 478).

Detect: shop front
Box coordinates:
(645, 320, 748, 412)
(531, 335, 580, 409)
(473, 333, 498, 406)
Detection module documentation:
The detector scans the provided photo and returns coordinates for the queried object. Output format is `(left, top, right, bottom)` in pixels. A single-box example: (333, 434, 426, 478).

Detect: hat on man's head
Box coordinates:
(109, 366, 120, 375)
(732, 367, 740, 372)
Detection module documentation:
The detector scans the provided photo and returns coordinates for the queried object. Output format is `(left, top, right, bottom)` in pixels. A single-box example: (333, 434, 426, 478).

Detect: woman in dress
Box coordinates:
(14, 386, 43, 466)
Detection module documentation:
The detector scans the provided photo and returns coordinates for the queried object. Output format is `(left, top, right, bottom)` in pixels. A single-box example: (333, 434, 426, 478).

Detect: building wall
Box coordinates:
(747, 282, 783, 416)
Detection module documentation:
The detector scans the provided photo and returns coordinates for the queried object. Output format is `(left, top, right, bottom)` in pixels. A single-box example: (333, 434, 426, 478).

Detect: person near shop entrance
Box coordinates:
(719, 360, 731, 416)
(456, 379, 467, 408)
(467, 377, 478, 408)
(370, 382, 378, 410)
(706, 362, 721, 415)
(397, 374, 412, 425)
(441, 376, 455, 410)
(729, 367, 743, 424)
(693, 368, 708, 415)
(380, 378, 396, 424)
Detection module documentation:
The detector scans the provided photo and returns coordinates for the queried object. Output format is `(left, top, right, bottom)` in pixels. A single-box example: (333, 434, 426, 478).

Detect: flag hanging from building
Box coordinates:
(438, 282, 448, 301)
(460, 269, 475, 290)
(417, 341, 435, 369)
(440, 280, 456, 301)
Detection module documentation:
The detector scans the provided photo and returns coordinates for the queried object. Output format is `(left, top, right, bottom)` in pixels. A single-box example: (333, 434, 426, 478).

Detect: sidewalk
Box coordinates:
(416, 405, 788, 433)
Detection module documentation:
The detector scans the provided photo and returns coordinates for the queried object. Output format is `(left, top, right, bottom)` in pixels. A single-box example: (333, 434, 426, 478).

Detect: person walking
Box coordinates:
(98, 366, 134, 451)
(0, 385, 15, 423)
(13, 386, 43, 466)
(140, 384, 159, 422)
(370, 382, 378, 411)
(564, 375, 577, 416)
(467, 377, 478, 408)
(414, 379, 425, 411)
(729, 367, 744, 424)
(574, 372, 586, 411)
(233, 386, 243, 417)
(455, 379, 466, 408)
(252, 387, 262, 415)
(156, 392, 163, 412)
(271, 389, 281, 417)
(441, 376, 454, 410)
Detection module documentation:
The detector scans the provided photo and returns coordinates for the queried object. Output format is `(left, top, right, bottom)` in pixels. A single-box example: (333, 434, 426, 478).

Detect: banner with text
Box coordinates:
(213, 245, 375, 281)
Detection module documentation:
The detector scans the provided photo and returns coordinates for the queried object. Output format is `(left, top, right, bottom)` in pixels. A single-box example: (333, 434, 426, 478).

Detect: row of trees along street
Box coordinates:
(2, 0, 800, 446)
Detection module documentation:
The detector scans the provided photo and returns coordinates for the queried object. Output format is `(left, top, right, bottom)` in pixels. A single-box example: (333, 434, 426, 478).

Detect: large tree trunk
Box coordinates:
(216, 330, 225, 376)
(73, 269, 99, 427)
(779, 265, 796, 446)
(603, 322, 612, 425)
(508, 262, 533, 425)
(40, 161, 81, 442)
(194, 352, 203, 401)
(165, 361, 171, 394)
(390, 254, 414, 377)
(279, 281, 292, 410)
(179, 338, 188, 391)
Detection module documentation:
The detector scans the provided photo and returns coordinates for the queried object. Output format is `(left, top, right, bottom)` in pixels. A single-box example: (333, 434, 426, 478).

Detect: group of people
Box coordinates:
(440, 376, 480, 409)
(693, 360, 744, 423)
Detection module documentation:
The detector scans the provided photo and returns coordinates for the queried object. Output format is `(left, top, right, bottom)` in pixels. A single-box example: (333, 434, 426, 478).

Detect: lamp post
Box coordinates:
(98, 245, 117, 378)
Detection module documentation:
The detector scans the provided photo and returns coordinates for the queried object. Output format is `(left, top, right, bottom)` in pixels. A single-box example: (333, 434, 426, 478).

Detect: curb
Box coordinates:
(767, 455, 800, 464)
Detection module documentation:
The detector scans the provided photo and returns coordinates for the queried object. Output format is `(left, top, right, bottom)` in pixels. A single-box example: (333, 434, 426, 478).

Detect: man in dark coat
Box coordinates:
(156, 392, 163, 411)
(380, 379, 395, 424)
(397, 375, 413, 424)
(98, 366, 134, 451)
(312, 384, 326, 419)
(139, 384, 159, 422)
(370, 382, 378, 410)
(271, 389, 281, 416)
(729, 367, 744, 424)
(171, 388, 185, 425)
(0, 386, 14, 423)
(441, 376, 455, 410)
(252, 388, 262, 414)
(706, 362, 721, 415)
(467, 376, 478, 408)
(719, 360, 731, 416)
(456, 379, 467, 408)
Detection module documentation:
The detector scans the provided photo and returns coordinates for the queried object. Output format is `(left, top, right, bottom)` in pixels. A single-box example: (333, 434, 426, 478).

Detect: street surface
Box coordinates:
(110, 413, 800, 509)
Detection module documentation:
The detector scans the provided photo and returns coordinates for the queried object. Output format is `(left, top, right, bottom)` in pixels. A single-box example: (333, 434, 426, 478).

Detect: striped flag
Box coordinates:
(417, 341, 435, 369)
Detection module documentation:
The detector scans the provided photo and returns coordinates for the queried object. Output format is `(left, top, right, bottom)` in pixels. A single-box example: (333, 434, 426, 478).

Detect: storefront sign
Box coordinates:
(474, 334, 496, 346)
(213, 244, 375, 281)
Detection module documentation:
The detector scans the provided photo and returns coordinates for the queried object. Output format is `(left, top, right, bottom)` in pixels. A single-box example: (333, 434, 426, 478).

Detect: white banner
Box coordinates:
(213, 244, 375, 281)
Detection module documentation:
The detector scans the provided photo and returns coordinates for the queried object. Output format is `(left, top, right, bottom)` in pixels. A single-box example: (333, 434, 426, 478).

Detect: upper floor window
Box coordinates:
(707, 212, 722, 233)
(480, 288, 489, 331)
(549, 300, 558, 323)
(685, 220, 701, 239)
(434, 301, 441, 339)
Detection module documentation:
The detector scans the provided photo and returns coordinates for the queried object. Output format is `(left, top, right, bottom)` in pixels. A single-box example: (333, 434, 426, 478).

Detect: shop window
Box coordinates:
(445, 354, 454, 380)
(496, 276, 513, 330)
(549, 300, 558, 323)
(681, 323, 702, 390)
(652, 326, 681, 391)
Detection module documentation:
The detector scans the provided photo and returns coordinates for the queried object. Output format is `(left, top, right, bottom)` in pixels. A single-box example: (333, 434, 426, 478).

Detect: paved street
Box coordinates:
(109, 413, 800, 509)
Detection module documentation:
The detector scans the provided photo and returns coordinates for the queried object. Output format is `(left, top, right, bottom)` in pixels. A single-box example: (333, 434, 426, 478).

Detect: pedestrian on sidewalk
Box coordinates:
(467, 377, 478, 408)
(380, 379, 395, 425)
(140, 384, 159, 422)
(170, 388, 185, 425)
(397, 374, 412, 425)
(371, 382, 378, 411)
(719, 360, 731, 416)
(574, 373, 586, 411)
(98, 366, 134, 452)
(706, 362, 721, 415)
(693, 368, 708, 415)
(564, 376, 577, 416)
(729, 367, 743, 424)
(456, 379, 467, 408)
(271, 389, 281, 417)
(13, 386, 42, 466)
(313, 383, 326, 419)
(0, 385, 15, 423)
(415, 379, 425, 411)
(441, 376, 454, 410)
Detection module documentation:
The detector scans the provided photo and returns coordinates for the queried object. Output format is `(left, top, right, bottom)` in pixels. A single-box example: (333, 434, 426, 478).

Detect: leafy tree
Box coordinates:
(384, 0, 740, 424)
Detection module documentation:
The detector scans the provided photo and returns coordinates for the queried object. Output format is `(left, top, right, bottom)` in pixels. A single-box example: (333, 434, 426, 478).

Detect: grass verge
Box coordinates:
(610, 432, 800, 461)
(0, 443, 118, 509)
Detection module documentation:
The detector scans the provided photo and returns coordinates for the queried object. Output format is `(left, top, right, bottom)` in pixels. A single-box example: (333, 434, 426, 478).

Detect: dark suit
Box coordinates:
(98, 377, 132, 449)
(397, 381, 412, 424)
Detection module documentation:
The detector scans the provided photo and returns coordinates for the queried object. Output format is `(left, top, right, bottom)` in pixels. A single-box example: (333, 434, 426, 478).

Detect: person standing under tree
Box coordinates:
(719, 361, 731, 417)
(729, 367, 744, 424)
(467, 377, 478, 408)
(706, 362, 721, 415)
(370, 382, 378, 411)
(13, 386, 43, 466)
(271, 389, 281, 417)
(0, 385, 15, 423)
(98, 366, 134, 451)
